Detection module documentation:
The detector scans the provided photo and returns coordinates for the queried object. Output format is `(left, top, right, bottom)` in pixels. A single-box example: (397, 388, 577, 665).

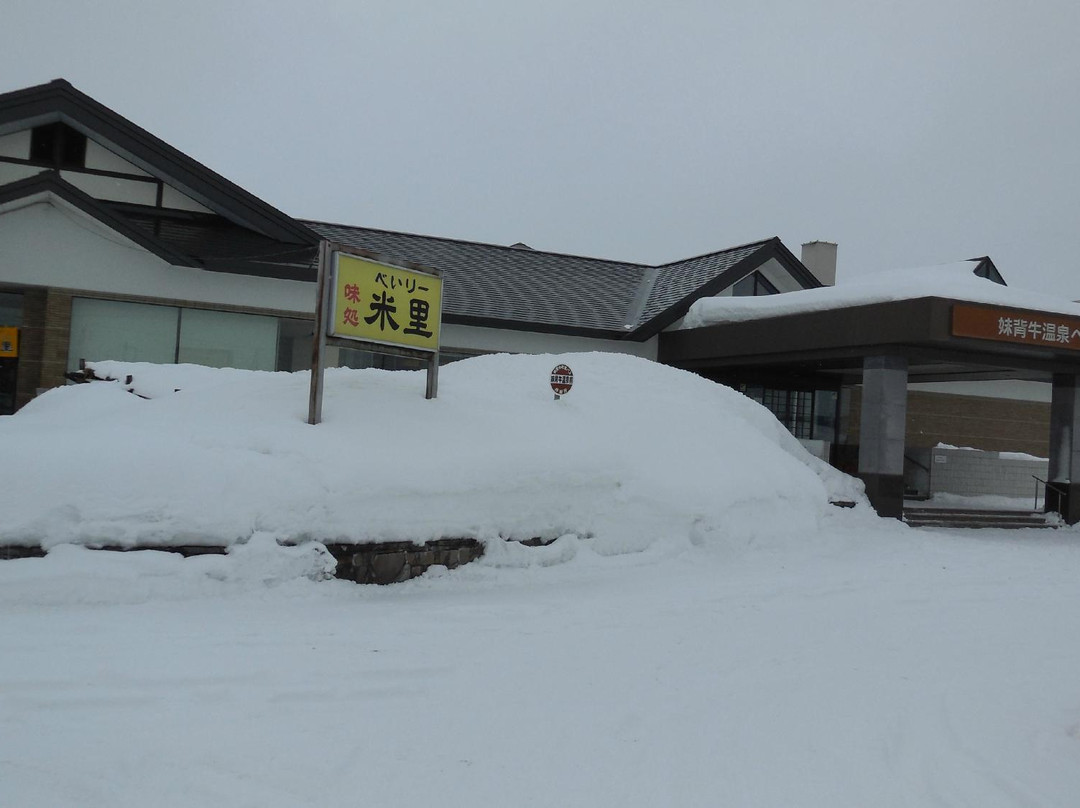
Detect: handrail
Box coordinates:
(904, 453, 931, 475)
(1032, 474, 1068, 511)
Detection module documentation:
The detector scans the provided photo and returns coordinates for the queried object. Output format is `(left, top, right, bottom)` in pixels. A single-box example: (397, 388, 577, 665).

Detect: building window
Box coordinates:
(739, 383, 831, 441)
(732, 271, 779, 297)
(30, 122, 88, 169)
(68, 298, 312, 373)
(0, 292, 22, 327)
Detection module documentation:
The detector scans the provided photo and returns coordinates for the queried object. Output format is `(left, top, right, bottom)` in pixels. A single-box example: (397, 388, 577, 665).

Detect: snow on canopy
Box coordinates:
(0, 352, 866, 549)
(681, 260, 1080, 328)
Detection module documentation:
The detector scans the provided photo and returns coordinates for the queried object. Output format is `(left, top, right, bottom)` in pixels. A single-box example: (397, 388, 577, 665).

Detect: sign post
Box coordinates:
(309, 241, 443, 425)
(550, 364, 573, 400)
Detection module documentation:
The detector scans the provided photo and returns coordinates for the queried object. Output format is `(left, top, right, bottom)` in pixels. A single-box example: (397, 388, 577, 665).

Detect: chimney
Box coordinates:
(801, 241, 837, 286)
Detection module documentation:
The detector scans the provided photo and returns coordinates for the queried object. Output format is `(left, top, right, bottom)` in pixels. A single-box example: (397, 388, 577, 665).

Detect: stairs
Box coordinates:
(903, 506, 1058, 530)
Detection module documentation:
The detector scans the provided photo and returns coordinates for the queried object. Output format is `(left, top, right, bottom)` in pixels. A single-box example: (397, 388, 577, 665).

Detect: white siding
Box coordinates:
(440, 323, 658, 359)
(758, 258, 808, 293)
(84, 140, 151, 176)
(61, 171, 158, 206)
(0, 163, 44, 185)
(0, 201, 315, 313)
(0, 130, 30, 159)
(160, 184, 213, 213)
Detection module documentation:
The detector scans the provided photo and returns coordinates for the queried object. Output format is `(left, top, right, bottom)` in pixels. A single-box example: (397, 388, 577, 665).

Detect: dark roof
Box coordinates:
(0, 78, 821, 338)
(0, 79, 319, 246)
(306, 222, 820, 339)
(305, 222, 816, 340)
(307, 221, 649, 337)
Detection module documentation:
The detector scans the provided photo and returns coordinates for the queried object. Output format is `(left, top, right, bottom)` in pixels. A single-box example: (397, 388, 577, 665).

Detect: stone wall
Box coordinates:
(325, 539, 484, 585)
(0, 538, 487, 584)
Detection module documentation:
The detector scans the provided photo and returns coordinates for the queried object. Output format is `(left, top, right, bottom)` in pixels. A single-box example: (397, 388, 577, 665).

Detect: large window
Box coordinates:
(177, 308, 277, 370)
(68, 298, 309, 373)
(739, 383, 836, 442)
(68, 298, 179, 369)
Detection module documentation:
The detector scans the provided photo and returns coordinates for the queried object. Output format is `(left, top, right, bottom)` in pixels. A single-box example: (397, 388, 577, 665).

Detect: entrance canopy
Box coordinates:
(659, 261, 1080, 521)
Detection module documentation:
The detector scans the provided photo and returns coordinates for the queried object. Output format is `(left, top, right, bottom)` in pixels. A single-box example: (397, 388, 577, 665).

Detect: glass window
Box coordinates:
(178, 308, 278, 371)
(276, 318, 313, 372)
(812, 389, 838, 442)
(68, 298, 179, 371)
(0, 292, 21, 326)
(731, 271, 779, 297)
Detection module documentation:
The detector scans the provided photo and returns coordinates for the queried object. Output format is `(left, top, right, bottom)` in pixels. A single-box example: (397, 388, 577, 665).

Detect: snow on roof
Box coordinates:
(680, 260, 1080, 328)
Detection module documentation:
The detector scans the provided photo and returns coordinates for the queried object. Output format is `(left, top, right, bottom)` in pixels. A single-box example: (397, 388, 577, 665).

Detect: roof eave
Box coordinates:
(0, 170, 197, 267)
(0, 79, 319, 246)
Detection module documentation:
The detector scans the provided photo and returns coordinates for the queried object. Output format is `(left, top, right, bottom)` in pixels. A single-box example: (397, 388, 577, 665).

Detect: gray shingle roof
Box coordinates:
(641, 241, 772, 324)
(304, 221, 788, 339)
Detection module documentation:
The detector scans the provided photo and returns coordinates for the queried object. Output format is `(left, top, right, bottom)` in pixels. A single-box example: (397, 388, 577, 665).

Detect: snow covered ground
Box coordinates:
(3, 521, 1080, 807)
(3, 354, 1080, 806)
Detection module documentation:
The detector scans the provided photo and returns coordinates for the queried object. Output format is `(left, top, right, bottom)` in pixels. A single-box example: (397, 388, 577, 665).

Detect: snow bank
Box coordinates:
(0, 352, 866, 550)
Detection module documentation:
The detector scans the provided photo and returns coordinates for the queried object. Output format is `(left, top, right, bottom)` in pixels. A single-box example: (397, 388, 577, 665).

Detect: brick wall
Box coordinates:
(846, 388, 1050, 457)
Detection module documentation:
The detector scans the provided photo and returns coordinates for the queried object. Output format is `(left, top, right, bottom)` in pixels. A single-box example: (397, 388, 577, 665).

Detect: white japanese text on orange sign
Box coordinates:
(331, 254, 441, 351)
(996, 316, 1078, 345)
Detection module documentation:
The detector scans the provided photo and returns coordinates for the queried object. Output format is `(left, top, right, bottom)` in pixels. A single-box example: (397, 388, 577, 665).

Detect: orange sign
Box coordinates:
(952, 304, 1080, 351)
(0, 326, 16, 358)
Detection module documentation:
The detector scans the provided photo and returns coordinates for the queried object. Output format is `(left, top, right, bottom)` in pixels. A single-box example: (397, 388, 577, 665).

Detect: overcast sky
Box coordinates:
(2, 1, 1078, 294)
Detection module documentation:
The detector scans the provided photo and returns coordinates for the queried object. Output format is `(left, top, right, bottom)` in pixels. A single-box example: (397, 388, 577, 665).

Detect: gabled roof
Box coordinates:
(0, 170, 193, 267)
(305, 221, 818, 340)
(0, 79, 822, 336)
(0, 79, 319, 246)
(0, 171, 318, 281)
(631, 237, 821, 338)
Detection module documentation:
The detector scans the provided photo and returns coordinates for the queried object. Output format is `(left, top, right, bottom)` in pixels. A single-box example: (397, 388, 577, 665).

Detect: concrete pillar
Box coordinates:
(1046, 373, 1080, 524)
(858, 355, 908, 519)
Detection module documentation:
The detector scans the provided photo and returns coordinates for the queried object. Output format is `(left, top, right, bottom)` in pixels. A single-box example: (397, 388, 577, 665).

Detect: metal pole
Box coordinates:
(307, 240, 332, 425)
(426, 351, 439, 400)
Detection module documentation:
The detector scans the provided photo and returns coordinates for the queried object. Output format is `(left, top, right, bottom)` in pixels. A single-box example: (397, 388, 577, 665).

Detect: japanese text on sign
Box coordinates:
(330, 254, 442, 352)
(952, 304, 1080, 351)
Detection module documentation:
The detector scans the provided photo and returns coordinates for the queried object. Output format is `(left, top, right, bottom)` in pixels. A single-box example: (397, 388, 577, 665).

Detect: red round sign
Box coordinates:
(550, 364, 574, 395)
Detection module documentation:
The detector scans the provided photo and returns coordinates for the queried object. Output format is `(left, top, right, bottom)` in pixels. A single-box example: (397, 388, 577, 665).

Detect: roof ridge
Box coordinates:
(654, 237, 776, 269)
(0, 78, 319, 246)
(302, 219, 652, 269)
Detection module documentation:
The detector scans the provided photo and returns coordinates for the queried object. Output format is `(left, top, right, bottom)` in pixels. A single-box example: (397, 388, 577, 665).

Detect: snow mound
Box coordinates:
(0, 352, 867, 551)
(0, 538, 338, 607)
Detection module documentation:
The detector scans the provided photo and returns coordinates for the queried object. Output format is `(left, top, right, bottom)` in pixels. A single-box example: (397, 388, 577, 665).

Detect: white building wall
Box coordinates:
(84, 140, 151, 176)
(160, 185, 213, 213)
(0, 130, 31, 159)
(60, 170, 159, 206)
(0, 200, 314, 313)
(441, 323, 657, 359)
(929, 446, 1048, 500)
(0, 163, 44, 185)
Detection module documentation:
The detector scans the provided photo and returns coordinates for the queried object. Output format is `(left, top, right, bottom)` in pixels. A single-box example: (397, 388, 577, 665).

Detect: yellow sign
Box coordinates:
(0, 326, 16, 358)
(329, 254, 441, 352)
